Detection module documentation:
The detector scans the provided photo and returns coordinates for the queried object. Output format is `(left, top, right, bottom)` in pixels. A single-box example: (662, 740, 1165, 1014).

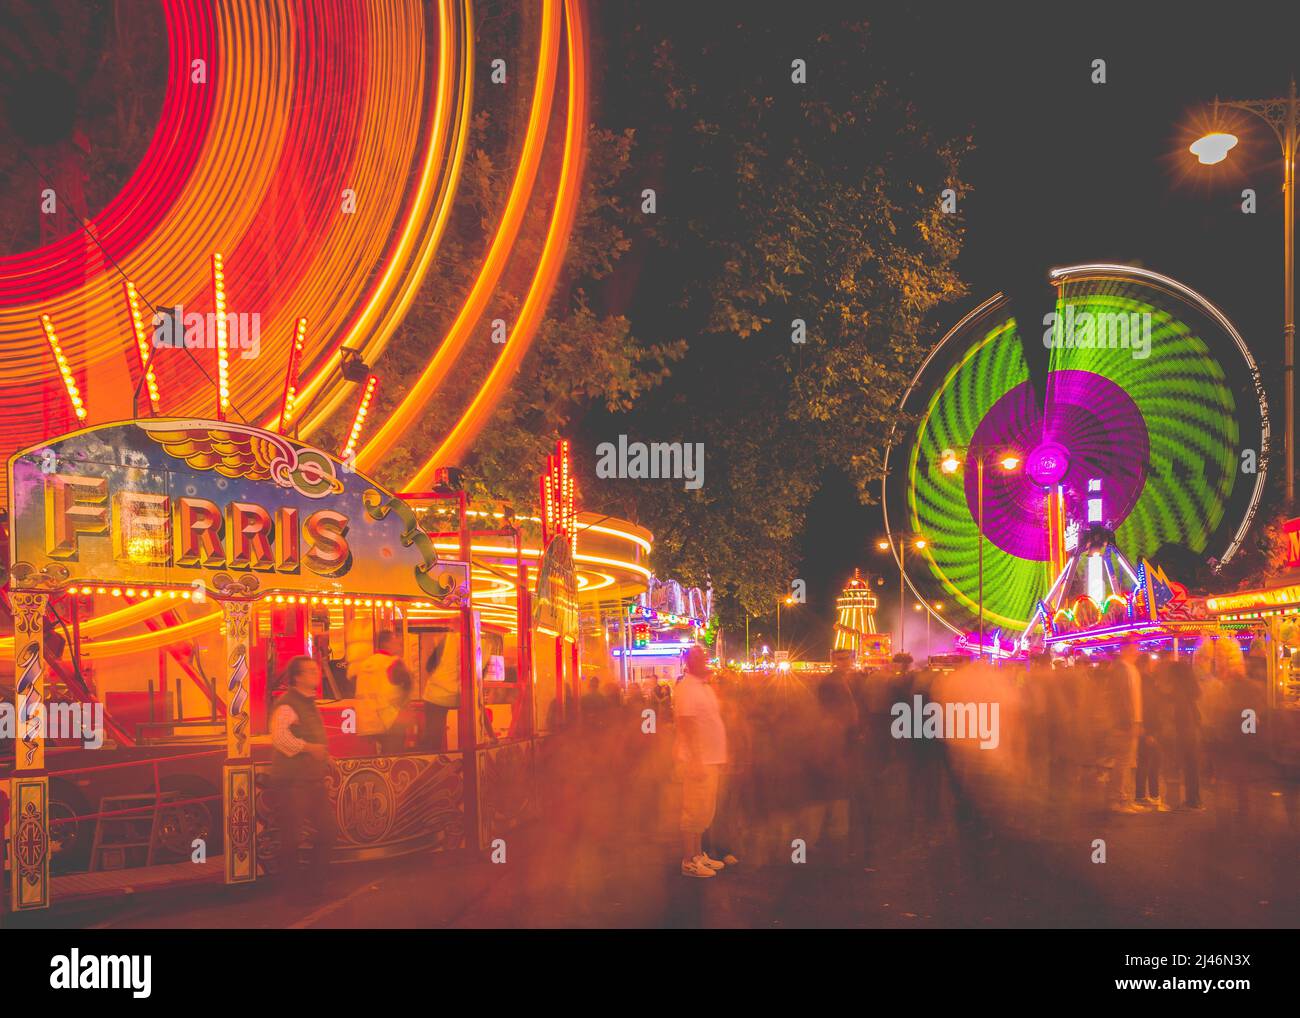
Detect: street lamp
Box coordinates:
(877, 534, 926, 656)
(776, 594, 797, 653)
(915, 599, 946, 660)
(937, 445, 1021, 660)
(1190, 80, 1299, 501)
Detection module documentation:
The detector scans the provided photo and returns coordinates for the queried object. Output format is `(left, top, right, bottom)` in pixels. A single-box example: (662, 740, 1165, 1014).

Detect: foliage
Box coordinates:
(584, 11, 972, 627)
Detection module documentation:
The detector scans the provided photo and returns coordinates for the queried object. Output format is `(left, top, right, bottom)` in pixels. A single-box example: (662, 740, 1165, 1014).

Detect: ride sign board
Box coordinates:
(1284, 517, 1300, 569)
(8, 419, 469, 603)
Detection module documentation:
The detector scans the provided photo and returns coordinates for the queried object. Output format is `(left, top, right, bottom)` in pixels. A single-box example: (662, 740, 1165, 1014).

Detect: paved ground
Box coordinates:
(22, 736, 1300, 930)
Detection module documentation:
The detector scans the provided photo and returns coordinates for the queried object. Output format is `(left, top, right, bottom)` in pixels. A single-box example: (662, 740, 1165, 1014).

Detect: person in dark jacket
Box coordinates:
(270, 655, 336, 902)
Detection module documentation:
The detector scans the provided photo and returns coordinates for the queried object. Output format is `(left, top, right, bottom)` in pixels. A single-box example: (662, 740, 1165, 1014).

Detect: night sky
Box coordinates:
(593, 1, 1300, 656)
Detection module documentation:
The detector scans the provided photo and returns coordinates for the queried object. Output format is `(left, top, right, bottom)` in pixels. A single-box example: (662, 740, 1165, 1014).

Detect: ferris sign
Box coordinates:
(8, 419, 468, 603)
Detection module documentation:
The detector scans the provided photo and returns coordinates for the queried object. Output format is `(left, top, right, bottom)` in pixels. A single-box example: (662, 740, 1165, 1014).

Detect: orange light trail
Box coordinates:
(0, 1, 471, 502)
(354, 0, 563, 471)
(283, 0, 477, 437)
(410, 0, 588, 481)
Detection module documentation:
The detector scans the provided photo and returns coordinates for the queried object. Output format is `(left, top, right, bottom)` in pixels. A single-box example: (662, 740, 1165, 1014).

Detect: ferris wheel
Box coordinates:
(881, 264, 1270, 637)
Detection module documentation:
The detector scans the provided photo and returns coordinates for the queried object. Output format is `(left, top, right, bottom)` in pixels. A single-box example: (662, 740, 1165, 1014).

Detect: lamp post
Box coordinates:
(776, 595, 796, 653)
(914, 599, 944, 661)
(1191, 80, 1299, 502)
(877, 534, 926, 656)
(940, 446, 1021, 660)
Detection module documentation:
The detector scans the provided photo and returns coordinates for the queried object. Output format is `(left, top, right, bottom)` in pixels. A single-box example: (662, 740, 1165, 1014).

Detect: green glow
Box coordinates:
(904, 276, 1240, 632)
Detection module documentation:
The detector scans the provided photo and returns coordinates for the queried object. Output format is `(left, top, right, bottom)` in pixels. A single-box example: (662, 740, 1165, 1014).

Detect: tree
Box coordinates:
(582, 10, 972, 627)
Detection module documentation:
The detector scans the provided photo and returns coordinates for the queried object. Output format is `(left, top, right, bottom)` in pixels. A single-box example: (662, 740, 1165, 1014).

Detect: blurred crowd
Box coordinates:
(543, 641, 1298, 877)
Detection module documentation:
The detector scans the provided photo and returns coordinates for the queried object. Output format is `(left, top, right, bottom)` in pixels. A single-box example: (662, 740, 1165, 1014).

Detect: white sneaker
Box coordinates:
(694, 853, 725, 871)
(681, 858, 716, 878)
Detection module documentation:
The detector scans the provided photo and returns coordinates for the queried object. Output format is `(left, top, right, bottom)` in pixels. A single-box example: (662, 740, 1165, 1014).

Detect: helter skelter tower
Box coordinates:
(833, 569, 879, 663)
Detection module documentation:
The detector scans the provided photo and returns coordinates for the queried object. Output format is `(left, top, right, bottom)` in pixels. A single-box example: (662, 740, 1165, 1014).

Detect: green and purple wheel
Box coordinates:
(882, 264, 1268, 635)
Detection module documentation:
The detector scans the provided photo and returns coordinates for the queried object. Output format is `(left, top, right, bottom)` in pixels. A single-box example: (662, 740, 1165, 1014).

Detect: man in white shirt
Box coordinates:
(674, 646, 728, 878)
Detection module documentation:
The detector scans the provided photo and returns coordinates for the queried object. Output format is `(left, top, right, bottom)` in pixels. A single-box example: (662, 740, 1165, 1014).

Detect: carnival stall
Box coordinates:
(2, 416, 477, 911)
(1, 422, 655, 912)
(1206, 583, 1300, 766)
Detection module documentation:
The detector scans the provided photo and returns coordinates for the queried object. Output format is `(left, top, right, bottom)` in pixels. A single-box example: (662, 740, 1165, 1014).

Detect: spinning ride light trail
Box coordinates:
(0, 0, 472, 494)
(883, 264, 1268, 635)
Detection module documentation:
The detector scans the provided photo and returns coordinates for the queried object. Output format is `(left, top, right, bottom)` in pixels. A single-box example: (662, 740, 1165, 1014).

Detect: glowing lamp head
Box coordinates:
(913, 538, 927, 550)
(940, 448, 961, 474)
(999, 454, 1021, 472)
(877, 540, 890, 551)
(1189, 132, 1238, 165)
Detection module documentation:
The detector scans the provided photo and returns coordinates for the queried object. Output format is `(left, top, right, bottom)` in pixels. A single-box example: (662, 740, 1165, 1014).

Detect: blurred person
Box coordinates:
(421, 639, 459, 752)
(809, 653, 861, 863)
(1166, 658, 1203, 810)
(581, 676, 611, 729)
(269, 656, 336, 903)
(354, 630, 413, 754)
(675, 646, 728, 878)
(1138, 656, 1169, 810)
(704, 671, 749, 866)
(1107, 644, 1145, 813)
(652, 678, 674, 723)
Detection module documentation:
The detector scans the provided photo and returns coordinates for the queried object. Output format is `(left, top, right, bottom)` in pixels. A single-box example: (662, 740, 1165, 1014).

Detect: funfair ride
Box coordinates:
(0, 1, 625, 913)
(881, 264, 1268, 658)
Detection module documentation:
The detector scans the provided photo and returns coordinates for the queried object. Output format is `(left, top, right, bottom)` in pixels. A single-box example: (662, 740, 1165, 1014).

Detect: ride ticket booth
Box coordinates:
(3, 418, 478, 910)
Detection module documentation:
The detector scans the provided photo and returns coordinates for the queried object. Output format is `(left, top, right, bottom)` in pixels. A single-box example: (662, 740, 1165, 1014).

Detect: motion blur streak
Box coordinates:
(355, 0, 563, 471)
(410, 0, 588, 482)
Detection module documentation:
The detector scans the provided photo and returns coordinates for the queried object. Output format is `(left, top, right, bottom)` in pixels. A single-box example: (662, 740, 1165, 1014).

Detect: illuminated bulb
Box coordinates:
(212, 253, 229, 419)
(342, 375, 379, 460)
(999, 454, 1021, 471)
(940, 448, 961, 474)
(1190, 132, 1237, 165)
(124, 282, 161, 412)
(41, 315, 87, 421)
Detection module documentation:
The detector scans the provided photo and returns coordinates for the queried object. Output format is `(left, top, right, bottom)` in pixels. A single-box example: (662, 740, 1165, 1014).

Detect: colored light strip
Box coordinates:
(212, 252, 229, 420)
(280, 317, 308, 433)
(40, 314, 87, 421)
(124, 282, 160, 413)
(342, 374, 379, 461)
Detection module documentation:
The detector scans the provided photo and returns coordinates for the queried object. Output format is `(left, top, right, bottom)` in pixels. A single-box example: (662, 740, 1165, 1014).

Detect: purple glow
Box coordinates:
(966, 371, 1149, 560)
